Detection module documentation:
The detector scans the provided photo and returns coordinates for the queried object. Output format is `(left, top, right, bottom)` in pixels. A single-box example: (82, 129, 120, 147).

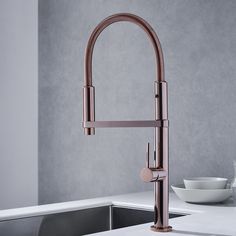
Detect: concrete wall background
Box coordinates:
(39, 0, 236, 204)
(0, 0, 38, 209)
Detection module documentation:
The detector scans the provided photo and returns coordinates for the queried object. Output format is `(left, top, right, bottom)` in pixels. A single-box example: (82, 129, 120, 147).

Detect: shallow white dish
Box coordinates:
(172, 184, 232, 203)
(184, 177, 227, 189)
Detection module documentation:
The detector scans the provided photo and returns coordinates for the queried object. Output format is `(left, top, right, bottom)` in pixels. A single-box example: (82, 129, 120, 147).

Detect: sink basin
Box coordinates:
(38, 206, 184, 235)
(112, 206, 183, 230)
(0, 205, 185, 236)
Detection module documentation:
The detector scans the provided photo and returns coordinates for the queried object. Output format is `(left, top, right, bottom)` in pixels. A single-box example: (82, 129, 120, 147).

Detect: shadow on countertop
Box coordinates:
(173, 229, 232, 236)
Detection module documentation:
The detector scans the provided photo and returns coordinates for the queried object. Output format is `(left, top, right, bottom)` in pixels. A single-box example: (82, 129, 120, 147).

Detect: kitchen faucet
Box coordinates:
(82, 13, 172, 232)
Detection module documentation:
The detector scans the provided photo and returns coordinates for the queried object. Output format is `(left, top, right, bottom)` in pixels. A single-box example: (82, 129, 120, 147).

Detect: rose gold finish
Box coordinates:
(83, 13, 165, 136)
(140, 167, 167, 182)
(84, 13, 164, 87)
(153, 81, 170, 230)
(83, 86, 95, 135)
(151, 225, 173, 232)
(82, 13, 171, 232)
(83, 120, 169, 128)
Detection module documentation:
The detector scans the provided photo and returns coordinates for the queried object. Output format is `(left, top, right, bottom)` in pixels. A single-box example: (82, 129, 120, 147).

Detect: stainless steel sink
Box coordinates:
(0, 206, 185, 236)
(39, 206, 184, 235)
(111, 206, 183, 230)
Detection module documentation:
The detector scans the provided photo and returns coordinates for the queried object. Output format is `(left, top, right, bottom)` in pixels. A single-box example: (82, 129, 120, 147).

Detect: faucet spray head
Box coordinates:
(83, 86, 95, 135)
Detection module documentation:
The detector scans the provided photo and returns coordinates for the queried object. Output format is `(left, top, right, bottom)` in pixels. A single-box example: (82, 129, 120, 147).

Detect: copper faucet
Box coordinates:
(82, 13, 172, 232)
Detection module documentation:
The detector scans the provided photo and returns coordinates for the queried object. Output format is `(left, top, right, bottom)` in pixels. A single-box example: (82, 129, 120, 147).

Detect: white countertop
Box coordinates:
(0, 191, 236, 235)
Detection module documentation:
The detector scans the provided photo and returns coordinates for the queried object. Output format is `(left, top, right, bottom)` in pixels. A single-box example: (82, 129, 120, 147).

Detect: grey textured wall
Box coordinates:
(0, 0, 38, 209)
(39, 0, 236, 204)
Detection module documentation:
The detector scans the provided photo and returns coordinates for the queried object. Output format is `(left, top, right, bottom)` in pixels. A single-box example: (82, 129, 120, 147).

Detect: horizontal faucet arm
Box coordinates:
(82, 120, 169, 128)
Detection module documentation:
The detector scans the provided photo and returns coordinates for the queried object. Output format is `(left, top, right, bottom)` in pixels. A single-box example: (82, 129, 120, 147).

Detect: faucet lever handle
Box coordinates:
(146, 142, 150, 168)
(141, 142, 167, 183)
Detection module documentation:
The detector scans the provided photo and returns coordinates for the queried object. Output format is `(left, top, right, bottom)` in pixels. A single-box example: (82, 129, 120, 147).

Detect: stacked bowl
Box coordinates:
(172, 177, 232, 203)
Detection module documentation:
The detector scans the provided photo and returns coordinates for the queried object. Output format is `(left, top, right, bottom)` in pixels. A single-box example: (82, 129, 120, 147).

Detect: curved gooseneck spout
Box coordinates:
(83, 13, 165, 136)
(83, 13, 172, 232)
(84, 13, 165, 87)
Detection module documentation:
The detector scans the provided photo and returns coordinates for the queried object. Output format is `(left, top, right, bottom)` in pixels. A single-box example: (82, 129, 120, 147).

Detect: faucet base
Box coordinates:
(150, 225, 172, 232)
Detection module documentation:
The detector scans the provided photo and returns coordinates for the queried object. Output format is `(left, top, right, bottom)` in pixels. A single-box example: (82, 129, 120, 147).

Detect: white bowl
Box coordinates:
(184, 177, 227, 189)
(172, 184, 232, 203)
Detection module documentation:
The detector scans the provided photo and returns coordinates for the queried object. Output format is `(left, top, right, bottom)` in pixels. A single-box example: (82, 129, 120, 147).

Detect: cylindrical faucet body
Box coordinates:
(153, 81, 171, 231)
